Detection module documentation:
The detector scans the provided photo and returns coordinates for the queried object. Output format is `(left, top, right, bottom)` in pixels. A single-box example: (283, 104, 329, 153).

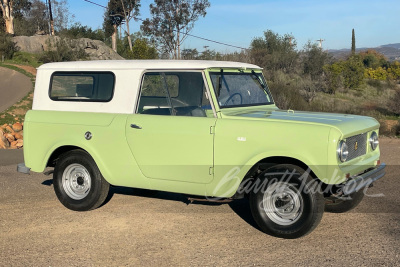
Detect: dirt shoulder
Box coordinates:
(0, 138, 399, 266)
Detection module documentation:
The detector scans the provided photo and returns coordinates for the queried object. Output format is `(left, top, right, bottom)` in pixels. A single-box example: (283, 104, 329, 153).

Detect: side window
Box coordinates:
(137, 72, 212, 117)
(138, 73, 173, 115)
(50, 72, 114, 102)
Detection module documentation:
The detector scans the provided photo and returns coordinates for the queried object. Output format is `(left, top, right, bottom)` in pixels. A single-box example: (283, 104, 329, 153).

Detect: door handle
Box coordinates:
(130, 124, 142, 129)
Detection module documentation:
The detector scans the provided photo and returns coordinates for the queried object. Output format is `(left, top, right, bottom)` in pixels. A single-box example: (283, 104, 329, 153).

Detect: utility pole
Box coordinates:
(48, 0, 55, 35)
(316, 39, 325, 49)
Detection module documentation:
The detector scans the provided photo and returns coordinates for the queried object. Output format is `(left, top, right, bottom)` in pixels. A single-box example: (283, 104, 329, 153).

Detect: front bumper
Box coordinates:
(341, 163, 386, 195)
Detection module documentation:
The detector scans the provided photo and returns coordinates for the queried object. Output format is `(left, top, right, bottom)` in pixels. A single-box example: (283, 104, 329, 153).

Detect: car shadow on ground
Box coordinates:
(41, 178, 260, 231)
(107, 186, 260, 230)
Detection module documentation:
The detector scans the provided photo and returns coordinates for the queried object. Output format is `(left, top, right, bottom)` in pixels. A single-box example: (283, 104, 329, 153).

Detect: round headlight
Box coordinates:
(369, 131, 379, 150)
(338, 140, 349, 162)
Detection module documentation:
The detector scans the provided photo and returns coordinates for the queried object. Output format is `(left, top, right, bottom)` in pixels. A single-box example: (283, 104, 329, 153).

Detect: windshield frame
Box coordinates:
(207, 69, 274, 109)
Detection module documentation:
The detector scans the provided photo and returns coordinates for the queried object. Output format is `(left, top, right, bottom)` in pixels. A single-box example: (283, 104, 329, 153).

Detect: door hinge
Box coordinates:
(209, 167, 214, 175)
(210, 126, 215, 134)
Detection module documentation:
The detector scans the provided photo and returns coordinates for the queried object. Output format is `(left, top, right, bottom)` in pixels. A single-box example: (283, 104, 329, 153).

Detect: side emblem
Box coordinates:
(354, 141, 358, 151)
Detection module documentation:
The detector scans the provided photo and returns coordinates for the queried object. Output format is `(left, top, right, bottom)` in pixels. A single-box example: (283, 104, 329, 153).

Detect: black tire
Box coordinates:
(53, 150, 110, 211)
(324, 189, 364, 213)
(249, 164, 325, 239)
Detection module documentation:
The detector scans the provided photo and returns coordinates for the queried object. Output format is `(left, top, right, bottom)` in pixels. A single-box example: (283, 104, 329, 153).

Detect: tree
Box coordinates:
(51, 0, 73, 32)
(302, 41, 331, 80)
(250, 30, 299, 79)
(115, 31, 158, 59)
(119, 0, 140, 51)
(128, 37, 158, 59)
(0, 0, 31, 34)
(0, 0, 16, 34)
(0, 32, 19, 59)
(323, 62, 344, 94)
(351, 28, 355, 55)
(342, 55, 365, 89)
(58, 23, 105, 41)
(103, 0, 140, 52)
(359, 49, 388, 68)
(103, 0, 124, 52)
(181, 48, 198, 59)
(141, 0, 210, 59)
(14, 0, 48, 36)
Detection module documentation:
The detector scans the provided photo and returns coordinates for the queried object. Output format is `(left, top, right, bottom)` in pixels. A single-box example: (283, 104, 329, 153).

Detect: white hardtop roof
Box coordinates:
(38, 60, 262, 71)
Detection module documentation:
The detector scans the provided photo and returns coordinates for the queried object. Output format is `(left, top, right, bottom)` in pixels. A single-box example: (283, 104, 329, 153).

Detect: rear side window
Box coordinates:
(49, 72, 115, 102)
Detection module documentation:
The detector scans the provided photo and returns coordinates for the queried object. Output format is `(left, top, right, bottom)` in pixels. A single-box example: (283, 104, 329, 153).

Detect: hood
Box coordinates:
(221, 108, 380, 137)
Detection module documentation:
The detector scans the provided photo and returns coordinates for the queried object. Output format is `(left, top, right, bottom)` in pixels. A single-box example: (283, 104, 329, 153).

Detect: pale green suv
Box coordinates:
(18, 60, 385, 238)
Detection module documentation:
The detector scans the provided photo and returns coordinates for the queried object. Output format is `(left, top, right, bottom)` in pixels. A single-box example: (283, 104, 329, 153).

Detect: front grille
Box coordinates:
(346, 133, 367, 161)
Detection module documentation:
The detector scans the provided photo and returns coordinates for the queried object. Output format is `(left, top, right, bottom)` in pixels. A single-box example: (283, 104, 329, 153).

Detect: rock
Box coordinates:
(9, 145, 18, 149)
(6, 133, 15, 143)
(16, 139, 23, 148)
(0, 129, 10, 149)
(11, 141, 18, 146)
(12, 35, 124, 60)
(5, 125, 14, 133)
(14, 132, 23, 140)
(12, 122, 23, 132)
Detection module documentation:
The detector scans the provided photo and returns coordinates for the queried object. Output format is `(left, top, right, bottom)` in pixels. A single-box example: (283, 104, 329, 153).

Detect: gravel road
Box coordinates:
(0, 139, 399, 266)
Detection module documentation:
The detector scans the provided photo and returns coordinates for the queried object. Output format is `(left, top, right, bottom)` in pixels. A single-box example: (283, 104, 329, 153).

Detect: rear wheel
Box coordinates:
(53, 150, 110, 211)
(249, 164, 325, 239)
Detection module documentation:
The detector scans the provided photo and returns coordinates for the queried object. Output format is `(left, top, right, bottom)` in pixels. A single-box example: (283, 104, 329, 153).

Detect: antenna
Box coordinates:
(316, 39, 325, 49)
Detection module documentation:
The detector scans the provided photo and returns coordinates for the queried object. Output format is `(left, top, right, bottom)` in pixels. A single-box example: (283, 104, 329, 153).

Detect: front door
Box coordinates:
(126, 71, 216, 184)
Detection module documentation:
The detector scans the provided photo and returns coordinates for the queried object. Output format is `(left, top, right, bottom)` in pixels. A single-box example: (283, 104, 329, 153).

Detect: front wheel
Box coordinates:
(249, 164, 325, 239)
(53, 150, 110, 211)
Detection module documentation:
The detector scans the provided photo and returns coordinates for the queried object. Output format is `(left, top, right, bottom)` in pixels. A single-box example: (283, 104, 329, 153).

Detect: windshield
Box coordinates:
(210, 71, 273, 108)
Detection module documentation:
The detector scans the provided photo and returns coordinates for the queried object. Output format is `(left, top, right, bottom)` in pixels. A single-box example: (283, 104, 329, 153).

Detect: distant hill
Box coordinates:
(328, 43, 400, 61)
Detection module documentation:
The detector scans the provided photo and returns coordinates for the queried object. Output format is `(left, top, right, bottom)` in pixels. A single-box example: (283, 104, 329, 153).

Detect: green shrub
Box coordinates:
(0, 33, 20, 60)
(11, 52, 41, 68)
(39, 38, 88, 63)
(389, 89, 400, 115)
(58, 23, 105, 41)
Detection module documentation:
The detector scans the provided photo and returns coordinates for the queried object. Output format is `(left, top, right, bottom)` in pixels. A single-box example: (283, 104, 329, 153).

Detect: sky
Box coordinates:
(69, 0, 400, 53)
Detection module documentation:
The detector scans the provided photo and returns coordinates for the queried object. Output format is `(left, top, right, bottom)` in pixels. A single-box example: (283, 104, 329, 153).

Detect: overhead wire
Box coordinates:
(82, 0, 247, 50)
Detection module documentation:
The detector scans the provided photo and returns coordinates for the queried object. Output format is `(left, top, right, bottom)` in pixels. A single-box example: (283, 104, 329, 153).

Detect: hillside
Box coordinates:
(329, 43, 400, 61)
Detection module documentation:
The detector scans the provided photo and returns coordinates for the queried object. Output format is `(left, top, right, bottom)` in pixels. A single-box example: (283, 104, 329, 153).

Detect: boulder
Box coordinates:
(6, 133, 15, 143)
(5, 125, 14, 133)
(12, 122, 23, 132)
(0, 129, 10, 149)
(14, 132, 23, 140)
(12, 36, 124, 60)
(16, 139, 23, 148)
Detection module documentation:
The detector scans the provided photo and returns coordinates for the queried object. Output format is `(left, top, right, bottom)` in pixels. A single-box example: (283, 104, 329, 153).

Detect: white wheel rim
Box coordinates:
(62, 163, 91, 200)
(262, 182, 303, 225)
